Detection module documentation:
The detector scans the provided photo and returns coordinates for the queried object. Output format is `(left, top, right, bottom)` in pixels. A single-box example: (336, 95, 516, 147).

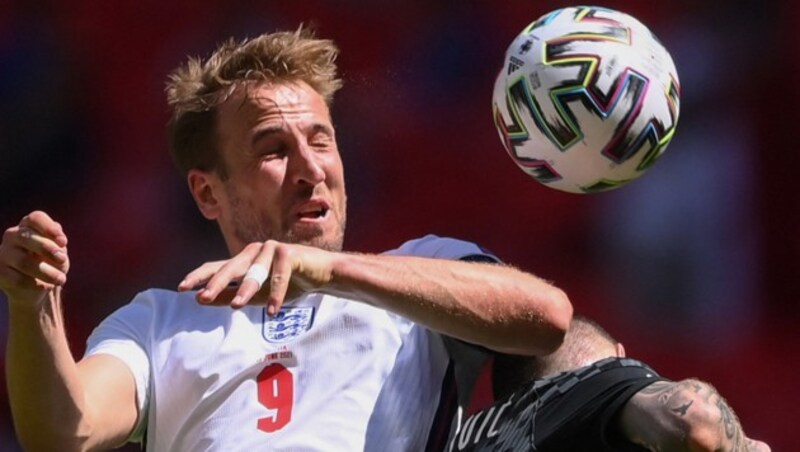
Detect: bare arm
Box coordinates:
(180, 240, 572, 356)
(618, 379, 770, 452)
(323, 251, 570, 355)
(2, 211, 138, 451)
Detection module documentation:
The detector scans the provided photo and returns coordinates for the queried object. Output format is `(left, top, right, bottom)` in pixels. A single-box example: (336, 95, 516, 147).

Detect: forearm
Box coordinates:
(6, 289, 94, 451)
(324, 253, 572, 355)
(183, 240, 572, 354)
(620, 379, 767, 452)
(680, 380, 765, 452)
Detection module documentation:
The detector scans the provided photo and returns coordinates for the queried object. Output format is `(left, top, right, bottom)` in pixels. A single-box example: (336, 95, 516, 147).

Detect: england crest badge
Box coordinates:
(262, 306, 316, 343)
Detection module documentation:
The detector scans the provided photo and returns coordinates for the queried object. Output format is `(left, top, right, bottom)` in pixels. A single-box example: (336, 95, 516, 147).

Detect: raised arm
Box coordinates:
(618, 379, 770, 452)
(1, 211, 138, 451)
(179, 240, 572, 356)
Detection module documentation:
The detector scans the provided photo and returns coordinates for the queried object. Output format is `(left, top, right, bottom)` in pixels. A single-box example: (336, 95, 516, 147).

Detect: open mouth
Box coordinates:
(296, 202, 330, 221)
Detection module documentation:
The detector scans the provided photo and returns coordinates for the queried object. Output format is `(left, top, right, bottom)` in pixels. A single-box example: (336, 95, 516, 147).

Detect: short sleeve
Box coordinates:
(383, 234, 500, 262)
(534, 358, 665, 450)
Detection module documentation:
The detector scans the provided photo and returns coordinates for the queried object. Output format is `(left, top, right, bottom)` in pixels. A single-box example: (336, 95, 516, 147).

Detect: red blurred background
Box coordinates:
(1, 1, 796, 450)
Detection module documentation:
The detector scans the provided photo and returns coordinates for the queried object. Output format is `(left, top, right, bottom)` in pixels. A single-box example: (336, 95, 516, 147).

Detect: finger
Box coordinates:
(0, 265, 54, 298)
(21, 211, 68, 247)
(1, 243, 68, 283)
(187, 286, 237, 306)
(178, 260, 227, 291)
(35, 260, 68, 286)
(9, 226, 68, 265)
(232, 262, 270, 309)
(265, 246, 292, 316)
(198, 244, 262, 304)
(230, 242, 277, 308)
(12, 251, 68, 286)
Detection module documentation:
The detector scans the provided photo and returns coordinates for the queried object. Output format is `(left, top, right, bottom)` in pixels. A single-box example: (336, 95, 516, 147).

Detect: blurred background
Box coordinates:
(0, 0, 796, 449)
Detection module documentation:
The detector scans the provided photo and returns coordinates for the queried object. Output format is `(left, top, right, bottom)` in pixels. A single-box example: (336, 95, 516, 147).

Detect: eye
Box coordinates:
(258, 141, 288, 160)
(251, 127, 290, 161)
(309, 130, 334, 149)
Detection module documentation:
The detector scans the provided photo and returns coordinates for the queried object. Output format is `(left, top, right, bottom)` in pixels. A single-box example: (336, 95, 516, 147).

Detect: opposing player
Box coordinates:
(0, 28, 573, 450)
(447, 315, 770, 451)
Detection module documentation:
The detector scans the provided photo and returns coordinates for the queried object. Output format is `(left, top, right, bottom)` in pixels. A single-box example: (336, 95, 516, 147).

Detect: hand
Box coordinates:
(0, 211, 70, 309)
(178, 240, 336, 315)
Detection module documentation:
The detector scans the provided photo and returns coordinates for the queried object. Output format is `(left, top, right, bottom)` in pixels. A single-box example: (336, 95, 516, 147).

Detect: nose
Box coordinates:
(289, 143, 326, 186)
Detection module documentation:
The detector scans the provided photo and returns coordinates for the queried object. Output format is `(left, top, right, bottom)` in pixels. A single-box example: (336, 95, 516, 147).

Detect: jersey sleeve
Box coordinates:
(84, 290, 157, 443)
(447, 358, 664, 451)
(532, 358, 664, 451)
(382, 234, 500, 263)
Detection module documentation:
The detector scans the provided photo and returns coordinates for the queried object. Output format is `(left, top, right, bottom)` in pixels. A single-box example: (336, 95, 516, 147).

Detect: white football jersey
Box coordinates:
(84, 235, 497, 451)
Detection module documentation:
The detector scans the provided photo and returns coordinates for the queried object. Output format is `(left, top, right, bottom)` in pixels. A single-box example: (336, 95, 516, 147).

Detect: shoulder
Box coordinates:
(501, 357, 664, 424)
(557, 357, 663, 390)
(134, 287, 192, 303)
(497, 358, 661, 450)
(383, 234, 500, 262)
(450, 358, 660, 452)
(594, 357, 661, 377)
(123, 287, 204, 312)
(93, 288, 214, 334)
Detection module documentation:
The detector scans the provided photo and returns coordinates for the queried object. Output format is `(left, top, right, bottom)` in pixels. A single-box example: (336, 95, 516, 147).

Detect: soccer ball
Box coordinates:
(492, 6, 680, 193)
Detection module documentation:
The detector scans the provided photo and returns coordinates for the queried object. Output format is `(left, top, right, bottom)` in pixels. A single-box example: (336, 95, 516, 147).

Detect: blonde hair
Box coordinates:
(165, 27, 342, 177)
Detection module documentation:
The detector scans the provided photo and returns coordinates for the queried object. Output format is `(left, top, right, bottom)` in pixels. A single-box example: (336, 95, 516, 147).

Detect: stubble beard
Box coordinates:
(228, 187, 346, 252)
(283, 213, 346, 252)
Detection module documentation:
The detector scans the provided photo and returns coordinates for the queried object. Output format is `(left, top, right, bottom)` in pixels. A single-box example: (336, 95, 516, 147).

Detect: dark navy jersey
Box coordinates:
(446, 357, 665, 452)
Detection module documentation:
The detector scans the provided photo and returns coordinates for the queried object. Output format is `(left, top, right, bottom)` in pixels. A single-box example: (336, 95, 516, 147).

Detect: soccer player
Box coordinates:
(0, 28, 572, 451)
(447, 314, 771, 451)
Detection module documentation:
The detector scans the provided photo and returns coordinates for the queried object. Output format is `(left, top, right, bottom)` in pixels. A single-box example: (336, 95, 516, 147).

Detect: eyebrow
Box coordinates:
(251, 126, 284, 147)
(251, 123, 334, 147)
(309, 123, 335, 137)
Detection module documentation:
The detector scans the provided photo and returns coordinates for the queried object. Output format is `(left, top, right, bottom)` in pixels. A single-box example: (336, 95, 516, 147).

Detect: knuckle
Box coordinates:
(276, 243, 294, 261)
(237, 278, 261, 298)
(242, 278, 258, 290)
(25, 212, 42, 225)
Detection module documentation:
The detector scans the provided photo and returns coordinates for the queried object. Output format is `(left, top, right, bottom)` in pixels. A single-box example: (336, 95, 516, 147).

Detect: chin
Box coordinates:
(285, 228, 344, 252)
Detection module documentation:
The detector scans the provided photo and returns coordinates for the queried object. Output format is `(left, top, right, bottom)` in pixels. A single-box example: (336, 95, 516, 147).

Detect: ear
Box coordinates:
(616, 342, 626, 358)
(188, 169, 223, 220)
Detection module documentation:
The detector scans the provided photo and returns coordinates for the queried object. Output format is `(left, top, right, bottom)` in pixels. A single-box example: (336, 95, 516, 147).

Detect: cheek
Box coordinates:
(325, 154, 346, 188)
(225, 176, 280, 214)
(239, 165, 286, 197)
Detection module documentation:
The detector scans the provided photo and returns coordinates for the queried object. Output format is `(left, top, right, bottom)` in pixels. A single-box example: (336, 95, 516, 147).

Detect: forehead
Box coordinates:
(217, 81, 331, 132)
